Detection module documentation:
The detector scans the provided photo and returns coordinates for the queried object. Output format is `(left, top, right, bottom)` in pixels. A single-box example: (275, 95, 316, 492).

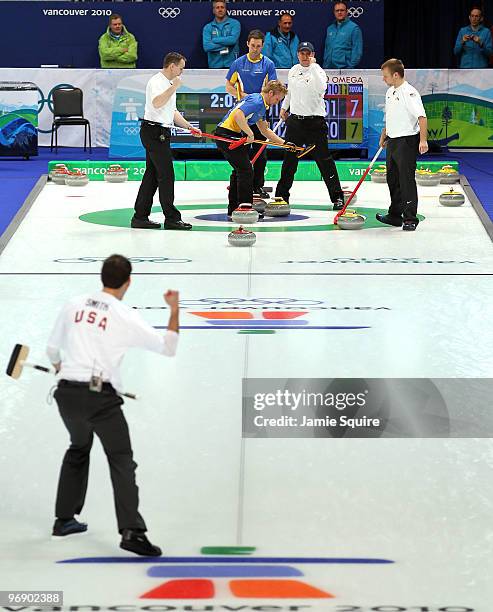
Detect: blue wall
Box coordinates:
(0, 1, 384, 69)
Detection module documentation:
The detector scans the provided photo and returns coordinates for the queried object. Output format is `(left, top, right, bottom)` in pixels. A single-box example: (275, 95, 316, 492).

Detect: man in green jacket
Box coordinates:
(99, 14, 138, 69)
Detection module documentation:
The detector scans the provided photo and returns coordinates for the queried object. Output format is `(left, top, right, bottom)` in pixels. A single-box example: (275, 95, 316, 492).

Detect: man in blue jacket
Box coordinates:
(202, 0, 240, 69)
(262, 12, 300, 69)
(323, 1, 363, 69)
(454, 7, 493, 68)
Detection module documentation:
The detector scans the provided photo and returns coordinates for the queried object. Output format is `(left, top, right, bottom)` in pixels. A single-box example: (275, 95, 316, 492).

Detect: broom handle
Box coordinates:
(251, 119, 284, 165)
(334, 146, 384, 223)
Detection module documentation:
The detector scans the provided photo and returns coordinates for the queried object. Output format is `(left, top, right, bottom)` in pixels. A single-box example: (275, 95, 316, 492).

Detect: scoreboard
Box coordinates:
(325, 80, 364, 144)
(172, 75, 367, 149)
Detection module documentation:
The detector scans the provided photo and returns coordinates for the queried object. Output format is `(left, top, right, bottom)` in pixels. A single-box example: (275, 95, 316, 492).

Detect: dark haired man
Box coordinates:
(47, 254, 179, 556)
(378, 59, 428, 232)
(98, 13, 138, 69)
(262, 12, 300, 68)
(132, 52, 202, 230)
(226, 30, 277, 199)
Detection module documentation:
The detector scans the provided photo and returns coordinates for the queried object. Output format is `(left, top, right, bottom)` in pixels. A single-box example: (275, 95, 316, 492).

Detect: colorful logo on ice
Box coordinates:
(57, 549, 394, 600)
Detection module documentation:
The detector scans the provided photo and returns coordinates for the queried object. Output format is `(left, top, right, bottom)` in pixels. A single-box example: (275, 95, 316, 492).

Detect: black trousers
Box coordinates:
(386, 134, 420, 223)
(250, 123, 267, 192)
(133, 123, 181, 223)
(215, 128, 254, 215)
(54, 381, 146, 533)
(276, 115, 343, 203)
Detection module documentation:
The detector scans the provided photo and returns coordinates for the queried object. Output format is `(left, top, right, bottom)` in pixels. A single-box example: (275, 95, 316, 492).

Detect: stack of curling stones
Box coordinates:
(337, 211, 366, 230)
(232, 203, 259, 224)
(439, 188, 465, 207)
(438, 164, 459, 184)
(228, 225, 256, 247)
(415, 168, 440, 186)
(371, 165, 387, 183)
(104, 164, 128, 183)
(264, 197, 290, 217)
(64, 169, 89, 186)
(49, 164, 70, 184)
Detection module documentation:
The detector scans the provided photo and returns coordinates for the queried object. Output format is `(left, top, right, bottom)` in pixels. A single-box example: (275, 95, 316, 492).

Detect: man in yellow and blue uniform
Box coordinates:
(215, 80, 294, 217)
(226, 30, 277, 199)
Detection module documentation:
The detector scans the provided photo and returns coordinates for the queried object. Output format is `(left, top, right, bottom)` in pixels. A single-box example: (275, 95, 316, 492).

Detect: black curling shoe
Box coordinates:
(52, 518, 88, 537)
(376, 213, 403, 227)
(120, 529, 162, 557)
(131, 217, 161, 229)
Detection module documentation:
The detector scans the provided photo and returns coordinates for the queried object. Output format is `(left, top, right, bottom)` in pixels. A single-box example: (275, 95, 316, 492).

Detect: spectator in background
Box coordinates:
(99, 14, 138, 69)
(323, 1, 362, 69)
(262, 12, 300, 69)
(454, 7, 493, 68)
(202, 0, 240, 69)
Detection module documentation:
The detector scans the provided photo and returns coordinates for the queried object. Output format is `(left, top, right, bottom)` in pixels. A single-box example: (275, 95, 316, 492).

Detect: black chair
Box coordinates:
(50, 87, 92, 153)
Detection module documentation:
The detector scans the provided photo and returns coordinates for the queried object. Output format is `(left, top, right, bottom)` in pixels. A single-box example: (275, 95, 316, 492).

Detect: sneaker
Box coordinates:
(52, 518, 88, 537)
(402, 220, 418, 231)
(376, 213, 403, 227)
(163, 220, 192, 230)
(332, 198, 344, 211)
(131, 217, 161, 230)
(120, 529, 162, 557)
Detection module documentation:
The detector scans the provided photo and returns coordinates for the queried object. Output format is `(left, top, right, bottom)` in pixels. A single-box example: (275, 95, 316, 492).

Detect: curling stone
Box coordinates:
(264, 197, 290, 217)
(231, 203, 259, 224)
(65, 170, 89, 186)
(252, 194, 268, 214)
(51, 166, 70, 185)
(438, 165, 459, 184)
(371, 165, 387, 183)
(228, 225, 256, 247)
(337, 211, 366, 230)
(104, 164, 128, 183)
(439, 188, 465, 207)
(343, 190, 358, 205)
(415, 169, 440, 186)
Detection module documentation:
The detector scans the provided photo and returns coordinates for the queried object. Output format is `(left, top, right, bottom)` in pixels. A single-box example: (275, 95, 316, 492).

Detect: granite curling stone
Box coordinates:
(65, 170, 89, 186)
(338, 212, 366, 230)
(264, 197, 290, 217)
(415, 169, 440, 186)
(228, 225, 256, 247)
(371, 165, 387, 183)
(231, 203, 259, 224)
(438, 165, 459, 184)
(439, 189, 465, 207)
(104, 164, 128, 183)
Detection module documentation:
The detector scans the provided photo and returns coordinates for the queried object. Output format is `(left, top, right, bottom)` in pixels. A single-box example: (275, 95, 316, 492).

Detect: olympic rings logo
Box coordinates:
(123, 126, 140, 135)
(159, 7, 181, 18)
(347, 7, 364, 18)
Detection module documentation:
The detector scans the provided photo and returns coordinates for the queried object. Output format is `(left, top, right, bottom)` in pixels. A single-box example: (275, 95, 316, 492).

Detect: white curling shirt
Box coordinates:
(46, 291, 178, 391)
(385, 80, 426, 138)
(144, 72, 176, 125)
(281, 62, 328, 117)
